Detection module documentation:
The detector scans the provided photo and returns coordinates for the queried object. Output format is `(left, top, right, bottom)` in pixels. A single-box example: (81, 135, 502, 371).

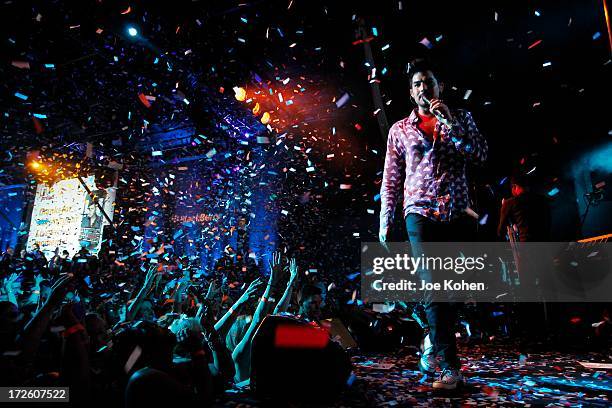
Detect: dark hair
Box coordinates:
(299, 284, 322, 304)
(112, 321, 176, 375)
(407, 58, 439, 86)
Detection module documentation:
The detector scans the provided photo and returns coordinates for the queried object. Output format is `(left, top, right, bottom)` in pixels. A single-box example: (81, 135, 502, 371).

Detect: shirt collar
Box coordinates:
(408, 108, 420, 124)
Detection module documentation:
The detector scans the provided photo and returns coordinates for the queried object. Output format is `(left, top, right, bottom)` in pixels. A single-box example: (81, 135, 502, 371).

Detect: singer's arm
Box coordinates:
(380, 124, 406, 238)
(497, 198, 513, 239)
(445, 110, 487, 164)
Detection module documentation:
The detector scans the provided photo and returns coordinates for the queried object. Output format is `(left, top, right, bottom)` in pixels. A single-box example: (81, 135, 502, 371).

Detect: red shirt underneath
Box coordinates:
(417, 112, 438, 140)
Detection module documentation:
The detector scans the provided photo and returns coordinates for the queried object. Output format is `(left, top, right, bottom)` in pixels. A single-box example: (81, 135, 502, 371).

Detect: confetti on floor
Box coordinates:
(219, 341, 611, 407)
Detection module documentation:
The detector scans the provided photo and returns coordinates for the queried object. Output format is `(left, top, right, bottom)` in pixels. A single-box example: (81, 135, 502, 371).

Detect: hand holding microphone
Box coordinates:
(420, 94, 454, 128)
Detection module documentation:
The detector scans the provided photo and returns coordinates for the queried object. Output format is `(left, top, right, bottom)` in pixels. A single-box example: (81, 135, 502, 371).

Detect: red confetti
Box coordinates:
(32, 117, 44, 134)
(352, 37, 374, 45)
(138, 93, 151, 108)
(528, 39, 543, 49)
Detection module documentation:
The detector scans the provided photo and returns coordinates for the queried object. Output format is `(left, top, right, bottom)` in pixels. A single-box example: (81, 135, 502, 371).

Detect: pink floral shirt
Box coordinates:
(380, 108, 487, 227)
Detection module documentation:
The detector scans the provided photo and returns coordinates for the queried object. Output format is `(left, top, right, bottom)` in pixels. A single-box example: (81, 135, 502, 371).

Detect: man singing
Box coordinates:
(379, 59, 487, 390)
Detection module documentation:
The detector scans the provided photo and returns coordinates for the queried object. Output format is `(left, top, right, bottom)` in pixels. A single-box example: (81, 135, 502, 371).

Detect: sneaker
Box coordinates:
(418, 333, 438, 375)
(432, 368, 464, 390)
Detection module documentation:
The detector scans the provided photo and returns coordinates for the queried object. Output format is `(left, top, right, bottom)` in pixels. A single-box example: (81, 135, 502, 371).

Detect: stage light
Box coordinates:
(127, 26, 138, 37)
(30, 161, 42, 170)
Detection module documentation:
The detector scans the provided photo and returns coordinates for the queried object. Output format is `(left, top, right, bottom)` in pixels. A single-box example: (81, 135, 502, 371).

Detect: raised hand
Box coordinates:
(205, 280, 220, 301)
(3, 273, 22, 294)
(34, 274, 44, 287)
(197, 300, 216, 336)
(2, 273, 22, 304)
(267, 251, 285, 287)
(46, 274, 73, 306)
(143, 265, 159, 288)
(288, 258, 298, 282)
(238, 278, 263, 304)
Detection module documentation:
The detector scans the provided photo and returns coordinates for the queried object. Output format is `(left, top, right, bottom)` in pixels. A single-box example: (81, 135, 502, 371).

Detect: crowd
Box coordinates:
(0, 243, 350, 406)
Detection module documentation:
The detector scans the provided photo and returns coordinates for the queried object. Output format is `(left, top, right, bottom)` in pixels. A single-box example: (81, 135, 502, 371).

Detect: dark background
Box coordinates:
(0, 0, 610, 273)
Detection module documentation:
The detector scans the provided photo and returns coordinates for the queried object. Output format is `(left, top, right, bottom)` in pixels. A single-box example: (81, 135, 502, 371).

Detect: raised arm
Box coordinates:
(231, 251, 283, 382)
(26, 274, 44, 307)
(274, 258, 298, 314)
(125, 265, 159, 322)
(197, 301, 235, 386)
(2, 273, 21, 306)
(18, 274, 72, 363)
(172, 273, 191, 315)
(214, 277, 262, 340)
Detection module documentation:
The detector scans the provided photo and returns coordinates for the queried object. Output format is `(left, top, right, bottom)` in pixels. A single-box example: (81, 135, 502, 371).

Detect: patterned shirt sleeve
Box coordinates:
(446, 110, 488, 164)
(380, 123, 406, 230)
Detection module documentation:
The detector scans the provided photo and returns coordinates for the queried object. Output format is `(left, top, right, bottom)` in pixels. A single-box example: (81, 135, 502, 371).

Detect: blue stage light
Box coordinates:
(127, 26, 138, 37)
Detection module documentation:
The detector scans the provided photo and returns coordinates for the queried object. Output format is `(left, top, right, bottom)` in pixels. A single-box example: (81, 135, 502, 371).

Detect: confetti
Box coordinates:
(418, 37, 433, 49)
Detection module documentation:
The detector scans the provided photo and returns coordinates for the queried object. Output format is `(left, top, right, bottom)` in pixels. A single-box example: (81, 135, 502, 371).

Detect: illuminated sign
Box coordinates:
(26, 176, 115, 258)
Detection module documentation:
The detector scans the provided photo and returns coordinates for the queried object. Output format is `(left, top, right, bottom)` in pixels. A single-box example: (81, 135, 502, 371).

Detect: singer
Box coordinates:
(379, 59, 488, 390)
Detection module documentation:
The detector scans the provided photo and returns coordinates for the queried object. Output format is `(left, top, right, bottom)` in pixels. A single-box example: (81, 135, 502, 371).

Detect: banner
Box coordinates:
(26, 176, 114, 258)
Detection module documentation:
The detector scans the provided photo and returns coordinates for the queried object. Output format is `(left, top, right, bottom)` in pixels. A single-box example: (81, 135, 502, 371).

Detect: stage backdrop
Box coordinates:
(26, 176, 115, 258)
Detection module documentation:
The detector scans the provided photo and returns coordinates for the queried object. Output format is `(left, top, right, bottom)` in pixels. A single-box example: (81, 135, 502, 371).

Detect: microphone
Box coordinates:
(420, 94, 453, 127)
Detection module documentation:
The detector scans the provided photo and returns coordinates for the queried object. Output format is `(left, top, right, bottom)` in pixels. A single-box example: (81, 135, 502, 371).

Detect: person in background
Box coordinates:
(497, 175, 551, 242)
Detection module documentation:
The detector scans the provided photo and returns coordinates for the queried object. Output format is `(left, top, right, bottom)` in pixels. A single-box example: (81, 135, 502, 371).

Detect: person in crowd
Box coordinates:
(0, 240, 364, 406)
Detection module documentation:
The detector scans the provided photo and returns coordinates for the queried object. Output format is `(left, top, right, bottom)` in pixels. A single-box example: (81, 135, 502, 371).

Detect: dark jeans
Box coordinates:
(405, 213, 475, 370)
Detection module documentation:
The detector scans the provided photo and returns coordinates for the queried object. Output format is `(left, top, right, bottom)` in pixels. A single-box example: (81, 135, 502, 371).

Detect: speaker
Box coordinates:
(250, 315, 352, 402)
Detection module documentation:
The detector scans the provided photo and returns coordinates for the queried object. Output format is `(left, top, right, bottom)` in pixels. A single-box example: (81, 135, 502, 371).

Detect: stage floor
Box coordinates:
(220, 341, 611, 407)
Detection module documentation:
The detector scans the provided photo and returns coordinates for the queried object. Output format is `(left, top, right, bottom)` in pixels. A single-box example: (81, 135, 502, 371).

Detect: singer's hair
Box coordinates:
(407, 58, 440, 86)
